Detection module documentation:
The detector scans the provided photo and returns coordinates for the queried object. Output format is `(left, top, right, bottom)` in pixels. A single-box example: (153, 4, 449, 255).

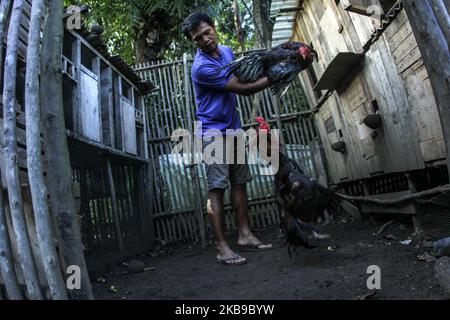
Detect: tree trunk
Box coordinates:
(133, 11, 174, 63)
(252, 0, 272, 49)
(25, 0, 67, 300)
(0, 0, 12, 89)
(403, 0, 450, 178)
(232, 0, 245, 50)
(40, 0, 93, 300)
(2, 0, 43, 300)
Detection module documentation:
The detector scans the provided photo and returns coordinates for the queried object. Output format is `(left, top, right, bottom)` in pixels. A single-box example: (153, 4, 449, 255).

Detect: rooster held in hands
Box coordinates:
(222, 42, 318, 95)
(255, 117, 359, 256)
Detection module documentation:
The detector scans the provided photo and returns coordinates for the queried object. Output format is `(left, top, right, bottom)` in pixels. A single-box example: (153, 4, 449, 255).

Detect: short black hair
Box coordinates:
(181, 13, 215, 40)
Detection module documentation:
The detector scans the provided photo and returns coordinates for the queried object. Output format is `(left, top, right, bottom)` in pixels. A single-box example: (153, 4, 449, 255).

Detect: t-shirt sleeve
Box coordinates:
(194, 63, 233, 90)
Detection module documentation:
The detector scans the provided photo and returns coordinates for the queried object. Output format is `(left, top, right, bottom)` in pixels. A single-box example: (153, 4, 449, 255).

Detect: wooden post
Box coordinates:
(25, 0, 67, 300)
(106, 159, 125, 253)
(429, 0, 450, 48)
(0, 181, 23, 299)
(0, 0, 12, 90)
(403, 0, 450, 176)
(0, 2, 22, 299)
(272, 94, 285, 146)
(40, 0, 93, 300)
(142, 98, 155, 244)
(2, 0, 43, 300)
(183, 53, 206, 248)
(405, 173, 421, 235)
(73, 36, 81, 135)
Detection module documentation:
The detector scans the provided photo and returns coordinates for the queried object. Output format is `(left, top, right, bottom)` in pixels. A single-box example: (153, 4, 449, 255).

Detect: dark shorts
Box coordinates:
(202, 136, 253, 192)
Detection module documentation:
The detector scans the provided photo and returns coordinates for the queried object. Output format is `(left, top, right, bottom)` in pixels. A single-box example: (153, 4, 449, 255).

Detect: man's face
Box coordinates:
(189, 22, 218, 53)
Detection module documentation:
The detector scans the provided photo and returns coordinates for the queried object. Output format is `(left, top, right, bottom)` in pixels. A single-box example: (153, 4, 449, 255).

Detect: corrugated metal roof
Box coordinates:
(270, 0, 303, 47)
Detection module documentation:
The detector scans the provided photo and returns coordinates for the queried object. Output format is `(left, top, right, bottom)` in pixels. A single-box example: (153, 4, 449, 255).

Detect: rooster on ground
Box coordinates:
(222, 41, 318, 95)
(254, 117, 359, 256)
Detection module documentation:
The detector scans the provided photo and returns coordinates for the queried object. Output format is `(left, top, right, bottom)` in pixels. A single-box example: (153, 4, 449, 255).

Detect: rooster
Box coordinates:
(254, 117, 359, 256)
(222, 42, 318, 95)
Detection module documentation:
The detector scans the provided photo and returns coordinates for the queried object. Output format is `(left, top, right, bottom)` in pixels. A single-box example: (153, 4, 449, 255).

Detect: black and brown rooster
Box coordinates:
(222, 41, 318, 95)
(255, 117, 359, 256)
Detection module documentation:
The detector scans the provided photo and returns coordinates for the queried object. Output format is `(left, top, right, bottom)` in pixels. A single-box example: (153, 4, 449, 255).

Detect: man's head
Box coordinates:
(181, 13, 218, 54)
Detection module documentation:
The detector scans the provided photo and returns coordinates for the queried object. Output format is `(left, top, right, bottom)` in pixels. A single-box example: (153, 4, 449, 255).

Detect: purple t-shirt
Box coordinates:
(191, 45, 242, 136)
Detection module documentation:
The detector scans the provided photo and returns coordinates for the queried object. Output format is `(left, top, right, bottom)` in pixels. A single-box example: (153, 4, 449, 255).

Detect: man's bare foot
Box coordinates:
(216, 253, 247, 266)
(237, 233, 272, 251)
(216, 243, 247, 266)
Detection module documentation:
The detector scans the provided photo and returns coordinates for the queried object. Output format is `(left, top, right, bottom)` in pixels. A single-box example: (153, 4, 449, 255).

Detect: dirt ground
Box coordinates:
(93, 219, 449, 300)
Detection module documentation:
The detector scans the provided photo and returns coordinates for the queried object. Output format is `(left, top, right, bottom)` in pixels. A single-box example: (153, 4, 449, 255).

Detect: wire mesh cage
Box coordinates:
(67, 137, 153, 275)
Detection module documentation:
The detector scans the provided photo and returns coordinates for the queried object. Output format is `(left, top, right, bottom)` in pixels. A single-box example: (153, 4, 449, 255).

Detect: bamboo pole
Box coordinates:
(25, 0, 67, 300)
(2, 0, 43, 300)
(143, 109, 157, 237)
(106, 160, 124, 253)
(337, 184, 450, 206)
(183, 53, 206, 248)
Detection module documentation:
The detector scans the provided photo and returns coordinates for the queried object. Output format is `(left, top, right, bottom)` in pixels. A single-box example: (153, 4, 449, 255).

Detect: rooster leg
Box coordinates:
(277, 203, 285, 230)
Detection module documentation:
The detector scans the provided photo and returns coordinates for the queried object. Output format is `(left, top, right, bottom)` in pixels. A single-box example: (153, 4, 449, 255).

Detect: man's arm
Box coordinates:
(224, 76, 270, 96)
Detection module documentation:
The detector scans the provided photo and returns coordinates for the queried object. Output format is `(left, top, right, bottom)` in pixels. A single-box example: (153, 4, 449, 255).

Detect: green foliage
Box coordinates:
(65, 0, 135, 63)
(65, 0, 258, 63)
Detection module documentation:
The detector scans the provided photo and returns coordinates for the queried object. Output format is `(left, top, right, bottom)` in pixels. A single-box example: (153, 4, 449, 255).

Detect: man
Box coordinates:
(181, 13, 272, 266)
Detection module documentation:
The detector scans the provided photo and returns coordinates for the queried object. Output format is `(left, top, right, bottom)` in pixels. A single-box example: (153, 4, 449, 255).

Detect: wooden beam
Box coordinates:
(341, 0, 373, 16)
(106, 159, 125, 253)
(403, 0, 450, 176)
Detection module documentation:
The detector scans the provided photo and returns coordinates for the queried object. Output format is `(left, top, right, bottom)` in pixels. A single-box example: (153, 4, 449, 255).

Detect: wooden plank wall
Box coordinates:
(383, 10, 445, 162)
(17, 0, 32, 61)
(291, 0, 442, 184)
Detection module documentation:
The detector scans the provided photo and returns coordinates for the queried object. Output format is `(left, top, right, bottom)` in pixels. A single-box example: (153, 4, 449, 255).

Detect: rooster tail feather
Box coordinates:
(220, 56, 245, 79)
(219, 53, 264, 82)
(269, 71, 298, 95)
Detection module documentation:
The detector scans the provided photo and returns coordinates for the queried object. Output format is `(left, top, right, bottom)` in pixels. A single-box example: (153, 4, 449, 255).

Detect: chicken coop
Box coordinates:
(1, 1, 157, 278)
(276, 0, 450, 237)
(62, 25, 157, 275)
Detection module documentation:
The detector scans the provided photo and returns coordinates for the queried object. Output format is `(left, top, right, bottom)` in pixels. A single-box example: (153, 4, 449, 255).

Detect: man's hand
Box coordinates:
(224, 75, 270, 96)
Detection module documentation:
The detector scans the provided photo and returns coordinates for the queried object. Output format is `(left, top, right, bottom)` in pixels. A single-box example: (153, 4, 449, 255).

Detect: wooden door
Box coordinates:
(80, 67, 101, 142)
(121, 97, 137, 155)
